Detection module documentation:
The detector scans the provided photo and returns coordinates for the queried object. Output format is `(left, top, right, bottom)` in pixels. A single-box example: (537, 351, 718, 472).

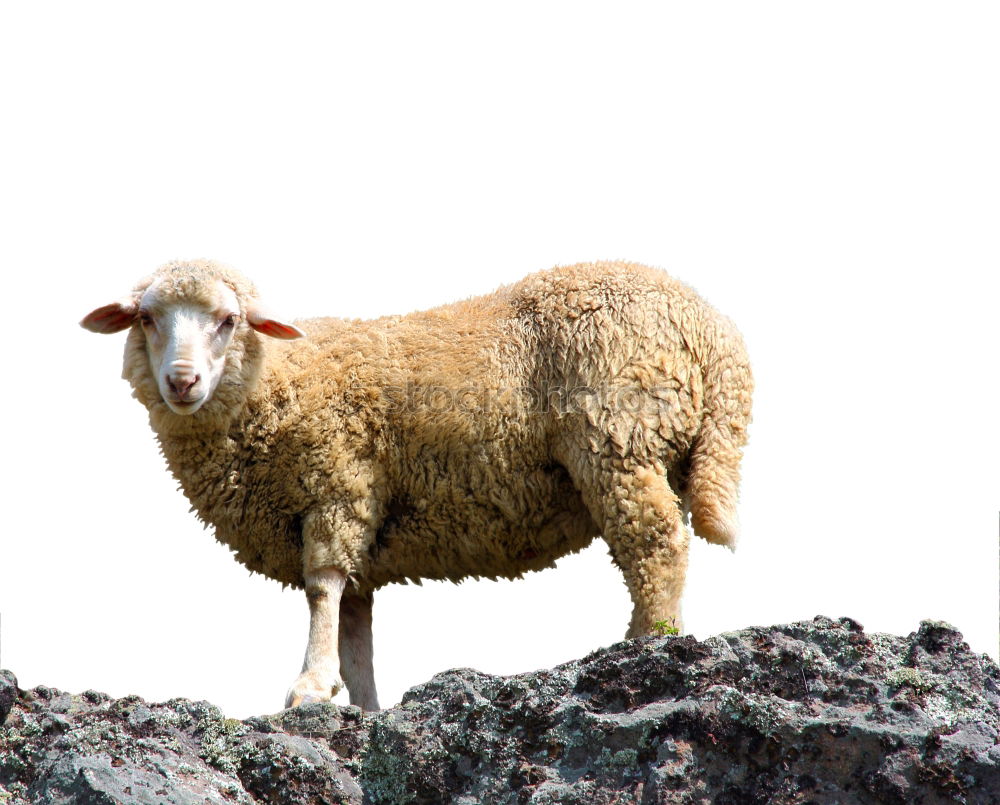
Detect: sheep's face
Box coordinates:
(82, 261, 304, 420)
(136, 279, 245, 415)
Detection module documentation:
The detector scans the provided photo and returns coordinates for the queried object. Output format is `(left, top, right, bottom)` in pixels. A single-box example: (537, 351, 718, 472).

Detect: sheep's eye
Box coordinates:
(138, 311, 154, 328)
(218, 314, 238, 331)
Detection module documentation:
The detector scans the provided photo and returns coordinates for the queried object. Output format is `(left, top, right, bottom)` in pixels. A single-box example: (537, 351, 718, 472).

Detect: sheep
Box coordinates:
(81, 258, 753, 712)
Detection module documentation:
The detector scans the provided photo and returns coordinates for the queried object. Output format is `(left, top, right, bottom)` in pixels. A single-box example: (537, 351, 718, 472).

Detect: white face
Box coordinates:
(138, 280, 242, 415)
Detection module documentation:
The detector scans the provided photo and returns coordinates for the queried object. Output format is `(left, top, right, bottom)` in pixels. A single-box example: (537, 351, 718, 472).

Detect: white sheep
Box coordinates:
(81, 259, 752, 711)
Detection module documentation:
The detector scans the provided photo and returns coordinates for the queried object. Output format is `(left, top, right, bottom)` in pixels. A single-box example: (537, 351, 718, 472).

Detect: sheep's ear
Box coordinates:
(245, 304, 306, 340)
(80, 298, 138, 334)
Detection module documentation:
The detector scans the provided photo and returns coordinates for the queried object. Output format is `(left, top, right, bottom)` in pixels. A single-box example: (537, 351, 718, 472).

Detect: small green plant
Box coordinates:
(651, 619, 679, 637)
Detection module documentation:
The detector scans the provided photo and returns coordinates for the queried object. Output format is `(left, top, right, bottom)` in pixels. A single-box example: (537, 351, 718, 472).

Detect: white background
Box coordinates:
(1, 2, 997, 719)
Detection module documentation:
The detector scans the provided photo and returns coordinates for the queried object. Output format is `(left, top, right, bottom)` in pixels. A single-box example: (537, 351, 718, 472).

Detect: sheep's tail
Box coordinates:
(685, 321, 753, 551)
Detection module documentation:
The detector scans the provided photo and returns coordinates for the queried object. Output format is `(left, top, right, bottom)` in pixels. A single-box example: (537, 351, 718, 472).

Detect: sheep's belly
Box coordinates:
(365, 467, 599, 587)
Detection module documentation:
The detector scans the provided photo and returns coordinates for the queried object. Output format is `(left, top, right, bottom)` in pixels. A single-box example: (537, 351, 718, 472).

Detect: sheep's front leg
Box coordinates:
(285, 567, 347, 708)
(339, 593, 380, 711)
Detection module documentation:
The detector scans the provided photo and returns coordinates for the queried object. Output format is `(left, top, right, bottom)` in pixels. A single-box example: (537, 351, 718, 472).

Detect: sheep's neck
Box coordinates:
(154, 398, 266, 534)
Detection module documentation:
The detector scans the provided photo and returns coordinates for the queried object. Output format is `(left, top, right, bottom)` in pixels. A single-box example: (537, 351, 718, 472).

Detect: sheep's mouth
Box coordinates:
(164, 397, 205, 415)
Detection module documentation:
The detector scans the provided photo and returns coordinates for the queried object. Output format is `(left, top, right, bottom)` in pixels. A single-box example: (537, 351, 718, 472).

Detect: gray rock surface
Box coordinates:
(2, 617, 998, 804)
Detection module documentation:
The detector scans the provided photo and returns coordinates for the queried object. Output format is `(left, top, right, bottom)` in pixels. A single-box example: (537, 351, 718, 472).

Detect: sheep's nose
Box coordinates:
(167, 373, 200, 399)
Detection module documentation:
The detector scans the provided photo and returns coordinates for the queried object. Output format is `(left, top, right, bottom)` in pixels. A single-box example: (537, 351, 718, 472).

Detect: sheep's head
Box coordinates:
(82, 260, 303, 424)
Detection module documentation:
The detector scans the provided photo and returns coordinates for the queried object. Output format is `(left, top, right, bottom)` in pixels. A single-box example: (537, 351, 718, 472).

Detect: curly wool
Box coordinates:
(122, 260, 752, 635)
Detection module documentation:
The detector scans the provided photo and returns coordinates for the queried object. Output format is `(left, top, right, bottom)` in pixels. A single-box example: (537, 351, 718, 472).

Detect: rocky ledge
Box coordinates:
(1, 617, 998, 804)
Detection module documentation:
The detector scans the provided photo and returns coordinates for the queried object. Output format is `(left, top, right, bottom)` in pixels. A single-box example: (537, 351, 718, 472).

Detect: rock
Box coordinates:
(1, 617, 997, 804)
(0, 671, 16, 725)
(0, 688, 360, 804)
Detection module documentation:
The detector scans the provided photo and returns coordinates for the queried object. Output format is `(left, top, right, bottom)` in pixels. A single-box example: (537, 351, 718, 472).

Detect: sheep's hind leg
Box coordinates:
(285, 567, 347, 708)
(564, 457, 691, 638)
(609, 467, 689, 637)
(339, 593, 380, 711)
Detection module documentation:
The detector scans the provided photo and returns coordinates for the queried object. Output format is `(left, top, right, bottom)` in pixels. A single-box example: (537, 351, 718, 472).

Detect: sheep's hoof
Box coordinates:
(284, 671, 343, 709)
(286, 693, 322, 708)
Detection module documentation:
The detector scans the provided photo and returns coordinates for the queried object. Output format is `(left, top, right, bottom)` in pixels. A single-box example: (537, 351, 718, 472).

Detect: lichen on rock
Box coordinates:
(2, 617, 998, 803)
